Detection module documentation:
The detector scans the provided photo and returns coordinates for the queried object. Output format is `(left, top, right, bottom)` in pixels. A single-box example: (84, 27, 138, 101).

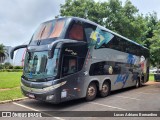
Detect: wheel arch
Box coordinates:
(101, 79, 111, 91)
(89, 80, 100, 92)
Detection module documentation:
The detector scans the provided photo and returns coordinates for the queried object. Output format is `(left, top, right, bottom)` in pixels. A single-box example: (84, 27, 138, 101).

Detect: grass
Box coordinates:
(0, 72, 22, 89)
(0, 72, 24, 102)
(0, 72, 156, 102)
(149, 74, 154, 81)
(0, 88, 24, 101)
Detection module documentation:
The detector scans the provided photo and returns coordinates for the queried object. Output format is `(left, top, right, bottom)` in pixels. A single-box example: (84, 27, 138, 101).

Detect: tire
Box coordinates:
(86, 83, 97, 101)
(135, 79, 140, 88)
(140, 76, 144, 86)
(100, 82, 110, 97)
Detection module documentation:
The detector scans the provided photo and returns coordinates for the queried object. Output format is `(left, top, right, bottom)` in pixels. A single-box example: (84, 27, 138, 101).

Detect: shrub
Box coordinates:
(14, 66, 23, 69)
(0, 63, 23, 72)
(0, 64, 4, 69)
(8, 65, 13, 69)
(4, 62, 12, 69)
(0, 69, 23, 72)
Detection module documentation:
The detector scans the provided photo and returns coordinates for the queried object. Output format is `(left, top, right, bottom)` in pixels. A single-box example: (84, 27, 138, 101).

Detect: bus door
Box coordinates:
(60, 55, 79, 99)
(60, 43, 88, 101)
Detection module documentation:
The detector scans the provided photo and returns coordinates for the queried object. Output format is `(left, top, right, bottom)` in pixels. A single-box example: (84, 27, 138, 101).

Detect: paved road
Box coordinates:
(0, 81, 160, 120)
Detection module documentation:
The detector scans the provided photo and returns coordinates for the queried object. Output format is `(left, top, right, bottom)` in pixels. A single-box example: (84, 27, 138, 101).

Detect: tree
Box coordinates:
(59, 0, 148, 43)
(0, 44, 8, 63)
(149, 22, 160, 68)
(143, 12, 159, 48)
(60, 0, 106, 24)
(103, 0, 148, 43)
(0, 44, 5, 57)
(59, 0, 160, 67)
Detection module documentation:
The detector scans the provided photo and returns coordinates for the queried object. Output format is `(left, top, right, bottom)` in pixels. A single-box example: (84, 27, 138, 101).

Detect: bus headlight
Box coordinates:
(46, 95, 54, 100)
(43, 81, 67, 91)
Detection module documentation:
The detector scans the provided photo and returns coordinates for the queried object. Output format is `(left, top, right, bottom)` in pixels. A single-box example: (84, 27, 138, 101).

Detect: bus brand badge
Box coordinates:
(65, 48, 77, 56)
(108, 66, 113, 74)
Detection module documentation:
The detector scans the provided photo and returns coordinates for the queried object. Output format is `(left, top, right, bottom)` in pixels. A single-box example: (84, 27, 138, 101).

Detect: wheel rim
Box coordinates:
(102, 84, 108, 93)
(88, 86, 95, 97)
(136, 80, 139, 87)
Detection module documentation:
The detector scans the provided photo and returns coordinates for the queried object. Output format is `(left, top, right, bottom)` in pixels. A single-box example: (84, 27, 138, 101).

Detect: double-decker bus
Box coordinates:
(11, 17, 149, 103)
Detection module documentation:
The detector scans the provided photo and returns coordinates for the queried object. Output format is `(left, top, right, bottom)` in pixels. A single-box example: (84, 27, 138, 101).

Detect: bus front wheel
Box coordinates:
(86, 83, 97, 101)
(136, 79, 140, 88)
(100, 82, 110, 97)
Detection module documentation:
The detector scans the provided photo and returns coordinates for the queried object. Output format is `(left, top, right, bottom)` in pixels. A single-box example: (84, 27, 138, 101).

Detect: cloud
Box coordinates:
(121, 0, 160, 18)
(1, 0, 160, 47)
(0, 0, 65, 46)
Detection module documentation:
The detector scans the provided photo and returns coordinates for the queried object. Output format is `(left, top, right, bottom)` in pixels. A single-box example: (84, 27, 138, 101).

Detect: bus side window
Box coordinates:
(62, 56, 78, 76)
(89, 62, 105, 75)
(68, 59, 77, 74)
(84, 23, 96, 42)
(67, 22, 84, 41)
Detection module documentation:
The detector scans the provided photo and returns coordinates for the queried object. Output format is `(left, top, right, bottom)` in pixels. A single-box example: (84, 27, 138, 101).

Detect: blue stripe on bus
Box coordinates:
(114, 74, 129, 87)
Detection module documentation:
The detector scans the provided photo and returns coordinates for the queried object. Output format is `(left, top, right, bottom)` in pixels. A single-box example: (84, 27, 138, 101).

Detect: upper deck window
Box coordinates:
(68, 23, 84, 41)
(32, 19, 65, 41)
(65, 20, 97, 43)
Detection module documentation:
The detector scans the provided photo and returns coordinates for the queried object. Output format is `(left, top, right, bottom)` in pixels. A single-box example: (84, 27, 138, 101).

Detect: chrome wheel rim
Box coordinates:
(136, 80, 139, 87)
(88, 86, 95, 96)
(102, 84, 108, 93)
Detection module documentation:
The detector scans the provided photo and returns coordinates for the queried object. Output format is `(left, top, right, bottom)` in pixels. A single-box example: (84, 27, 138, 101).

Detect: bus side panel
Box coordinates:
(89, 48, 141, 91)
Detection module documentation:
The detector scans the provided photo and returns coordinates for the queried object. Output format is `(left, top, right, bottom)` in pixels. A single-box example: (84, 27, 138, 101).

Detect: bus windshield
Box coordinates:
(32, 19, 66, 41)
(24, 49, 60, 80)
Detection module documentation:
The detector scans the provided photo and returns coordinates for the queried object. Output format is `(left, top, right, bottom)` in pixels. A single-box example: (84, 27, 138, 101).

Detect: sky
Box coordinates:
(0, 0, 160, 47)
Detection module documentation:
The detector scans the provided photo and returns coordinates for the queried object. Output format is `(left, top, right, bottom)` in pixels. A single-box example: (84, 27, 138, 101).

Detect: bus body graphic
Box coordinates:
(114, 74, 129, 87)
(11, 17, 149, 104)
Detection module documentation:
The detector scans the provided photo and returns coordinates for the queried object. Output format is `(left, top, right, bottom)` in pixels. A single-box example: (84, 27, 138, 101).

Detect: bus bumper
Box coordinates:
(21, 84, 62, 104)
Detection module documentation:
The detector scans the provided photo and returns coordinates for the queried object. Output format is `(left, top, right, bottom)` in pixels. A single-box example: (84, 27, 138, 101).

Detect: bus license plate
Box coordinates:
(28, 93, 35, 99)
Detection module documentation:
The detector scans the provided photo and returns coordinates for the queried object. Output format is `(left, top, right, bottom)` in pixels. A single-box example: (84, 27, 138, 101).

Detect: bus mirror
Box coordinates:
(28, 52, 32, 61)
(48, 42, 58, 59)
(10, 45, 27, 59)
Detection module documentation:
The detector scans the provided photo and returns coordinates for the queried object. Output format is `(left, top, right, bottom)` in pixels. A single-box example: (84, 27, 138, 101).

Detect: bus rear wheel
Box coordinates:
(100, 82, 110, 97)
(86, 83, 97, 101)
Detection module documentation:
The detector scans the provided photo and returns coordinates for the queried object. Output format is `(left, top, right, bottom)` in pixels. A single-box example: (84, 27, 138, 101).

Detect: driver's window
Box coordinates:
(62, 56, 77, 76)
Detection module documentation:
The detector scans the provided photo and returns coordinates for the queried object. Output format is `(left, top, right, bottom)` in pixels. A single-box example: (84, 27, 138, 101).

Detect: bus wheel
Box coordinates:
(135, 79, 140, 88)
(100, 82, 110, 97)
(140, 76, 144, 86)
(86, 83, 97, 101)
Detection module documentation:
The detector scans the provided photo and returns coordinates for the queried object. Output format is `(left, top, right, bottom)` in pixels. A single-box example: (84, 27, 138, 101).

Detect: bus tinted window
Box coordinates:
(62, 56, 78, 76)
(100, 36, 123, 51)
(32, 19, 65, 41)
(100, 34, 149, 57)
(89, 61, 122, 76)
(66, 21, 97, 43)
(84, 23, 97, 42)
(66, 21, 84, 41)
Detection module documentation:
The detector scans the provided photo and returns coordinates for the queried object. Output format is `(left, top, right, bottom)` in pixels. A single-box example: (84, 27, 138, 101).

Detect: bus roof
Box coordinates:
(45, 17, 148, 50)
